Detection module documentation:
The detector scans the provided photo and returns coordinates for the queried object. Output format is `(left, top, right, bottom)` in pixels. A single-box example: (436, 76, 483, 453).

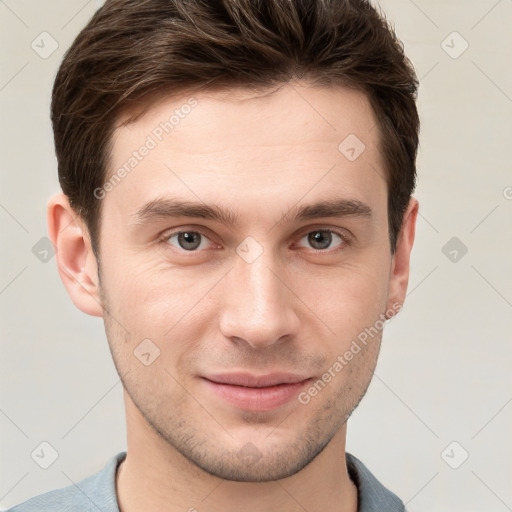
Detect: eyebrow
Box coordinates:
(132, 196, 372, 227)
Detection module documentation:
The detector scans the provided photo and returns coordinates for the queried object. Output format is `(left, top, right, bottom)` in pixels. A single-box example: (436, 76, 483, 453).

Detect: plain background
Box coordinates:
(1, 1, 511, 510)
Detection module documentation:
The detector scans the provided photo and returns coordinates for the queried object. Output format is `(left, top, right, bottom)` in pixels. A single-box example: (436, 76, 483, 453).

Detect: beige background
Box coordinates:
(1, 1, 511, 510)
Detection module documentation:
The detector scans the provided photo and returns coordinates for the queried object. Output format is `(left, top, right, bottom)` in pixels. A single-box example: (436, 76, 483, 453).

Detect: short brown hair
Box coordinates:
(51, 0, 419, 256)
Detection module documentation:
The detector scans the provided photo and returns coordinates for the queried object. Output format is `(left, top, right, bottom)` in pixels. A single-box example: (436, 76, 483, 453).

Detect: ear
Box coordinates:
(386, 197, 419, 317)
(47, 193, 104, 317)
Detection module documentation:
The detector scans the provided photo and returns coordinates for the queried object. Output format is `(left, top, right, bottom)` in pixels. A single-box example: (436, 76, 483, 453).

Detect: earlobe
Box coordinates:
(386, 197, 419, 314)
(47, 193, 104, 317)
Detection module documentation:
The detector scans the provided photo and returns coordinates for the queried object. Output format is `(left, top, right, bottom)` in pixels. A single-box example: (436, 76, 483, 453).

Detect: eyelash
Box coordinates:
(158, 227, 352, 254)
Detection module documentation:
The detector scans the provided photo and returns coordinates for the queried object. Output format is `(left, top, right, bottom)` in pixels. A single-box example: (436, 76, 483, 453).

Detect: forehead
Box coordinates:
(104, 82, 386, 224)
(114, 82, 380, 156)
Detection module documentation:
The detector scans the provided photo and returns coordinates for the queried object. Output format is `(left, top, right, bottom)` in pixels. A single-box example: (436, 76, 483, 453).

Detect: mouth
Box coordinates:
(200, 372, 312, 412)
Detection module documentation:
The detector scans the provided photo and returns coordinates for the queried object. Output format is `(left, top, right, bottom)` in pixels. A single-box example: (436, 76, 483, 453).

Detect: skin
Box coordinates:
(48, 81, 418, 512)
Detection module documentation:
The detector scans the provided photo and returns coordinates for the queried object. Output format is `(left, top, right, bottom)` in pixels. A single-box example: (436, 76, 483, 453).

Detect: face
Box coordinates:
(79, 83, 409, 481)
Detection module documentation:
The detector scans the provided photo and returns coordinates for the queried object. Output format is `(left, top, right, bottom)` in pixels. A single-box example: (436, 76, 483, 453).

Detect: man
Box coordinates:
(9, 0, 419, 510)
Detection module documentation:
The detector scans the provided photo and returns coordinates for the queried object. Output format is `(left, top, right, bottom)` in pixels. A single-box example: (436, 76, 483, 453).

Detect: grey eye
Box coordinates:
(298, 230, 343, 251)
(167, 231, 210, 251)
(308, 231, 333, 250)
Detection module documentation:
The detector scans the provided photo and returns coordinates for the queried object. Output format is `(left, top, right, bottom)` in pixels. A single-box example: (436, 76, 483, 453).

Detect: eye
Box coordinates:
(165, 230, 214, 251)
(297, 229, 347, 251)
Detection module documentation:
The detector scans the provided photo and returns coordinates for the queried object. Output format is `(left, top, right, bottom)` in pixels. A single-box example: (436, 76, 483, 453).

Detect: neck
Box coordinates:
(116, 393, 358, 512)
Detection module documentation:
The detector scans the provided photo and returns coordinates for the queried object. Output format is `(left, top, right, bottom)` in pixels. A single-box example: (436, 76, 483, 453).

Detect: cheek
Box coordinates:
(100, 261, 217, 364)
(101, 257, 185, 318)
(294, 258, 390, 333)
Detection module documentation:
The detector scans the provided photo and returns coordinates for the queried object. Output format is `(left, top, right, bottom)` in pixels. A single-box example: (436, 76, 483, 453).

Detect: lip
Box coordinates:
(204, 372, 310, 387)
(200, 372, 312, 412)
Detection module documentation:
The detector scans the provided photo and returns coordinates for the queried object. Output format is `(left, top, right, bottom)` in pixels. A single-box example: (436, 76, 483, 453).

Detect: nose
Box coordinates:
(218, 249, 300, 350)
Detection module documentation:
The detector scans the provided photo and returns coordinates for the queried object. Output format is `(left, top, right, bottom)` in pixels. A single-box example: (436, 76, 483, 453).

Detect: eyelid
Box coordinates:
(296, 223, 353, 241)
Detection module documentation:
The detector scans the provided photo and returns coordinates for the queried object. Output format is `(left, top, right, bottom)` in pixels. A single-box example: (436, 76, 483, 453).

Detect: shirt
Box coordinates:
(6, 451, 406, 511)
